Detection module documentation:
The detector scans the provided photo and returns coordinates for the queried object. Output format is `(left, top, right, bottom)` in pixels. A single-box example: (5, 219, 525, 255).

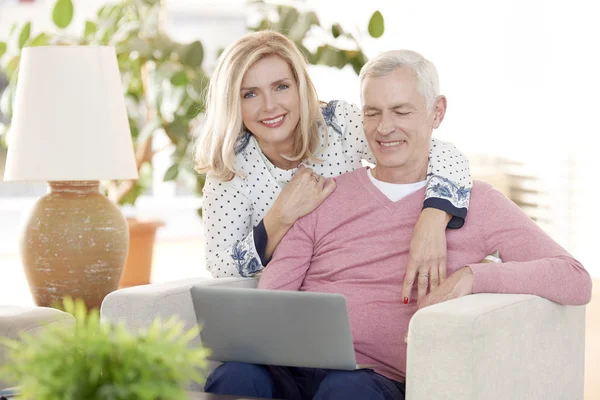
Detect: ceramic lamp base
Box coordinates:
(19, 181, 129, 309)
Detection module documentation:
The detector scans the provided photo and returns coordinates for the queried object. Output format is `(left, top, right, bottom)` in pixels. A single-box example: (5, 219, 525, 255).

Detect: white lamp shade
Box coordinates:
(3, 46, 139, 182)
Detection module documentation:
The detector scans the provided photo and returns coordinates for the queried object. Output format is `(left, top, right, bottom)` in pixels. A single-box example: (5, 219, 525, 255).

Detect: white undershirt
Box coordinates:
(367, 169, 427, 202)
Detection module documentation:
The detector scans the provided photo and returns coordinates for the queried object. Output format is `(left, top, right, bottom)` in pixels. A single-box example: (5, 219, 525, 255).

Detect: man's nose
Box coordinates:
(377, 115, 395, 135)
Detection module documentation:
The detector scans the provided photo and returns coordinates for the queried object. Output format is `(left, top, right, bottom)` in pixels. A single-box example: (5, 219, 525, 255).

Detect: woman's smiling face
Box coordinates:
(240, 55, 301, 152)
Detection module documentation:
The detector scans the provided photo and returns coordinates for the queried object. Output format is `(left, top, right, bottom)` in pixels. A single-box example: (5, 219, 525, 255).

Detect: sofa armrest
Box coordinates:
(406, 294, 585, 400)
(100, 277, 258, 331)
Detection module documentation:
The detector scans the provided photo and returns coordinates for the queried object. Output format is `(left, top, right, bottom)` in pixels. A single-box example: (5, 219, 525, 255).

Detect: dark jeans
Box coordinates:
(205, 362, 405, 400)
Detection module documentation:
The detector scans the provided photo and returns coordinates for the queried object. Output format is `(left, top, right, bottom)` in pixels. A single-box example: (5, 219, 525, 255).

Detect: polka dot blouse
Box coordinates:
(202, 100, 472, 278)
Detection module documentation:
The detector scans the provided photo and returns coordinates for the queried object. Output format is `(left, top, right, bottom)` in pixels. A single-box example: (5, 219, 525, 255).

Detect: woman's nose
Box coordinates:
(262, 93, 276, 112)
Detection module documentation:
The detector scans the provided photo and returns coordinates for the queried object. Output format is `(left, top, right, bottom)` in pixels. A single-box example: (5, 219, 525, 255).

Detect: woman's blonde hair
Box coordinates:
(194, 31, 325, 181)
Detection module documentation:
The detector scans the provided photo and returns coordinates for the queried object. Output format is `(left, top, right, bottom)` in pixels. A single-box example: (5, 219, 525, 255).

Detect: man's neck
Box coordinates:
(371, 161, 428, 184)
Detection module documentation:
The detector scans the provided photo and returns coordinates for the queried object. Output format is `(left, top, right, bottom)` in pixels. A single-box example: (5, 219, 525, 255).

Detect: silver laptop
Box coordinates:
(190, 286, 373, 370)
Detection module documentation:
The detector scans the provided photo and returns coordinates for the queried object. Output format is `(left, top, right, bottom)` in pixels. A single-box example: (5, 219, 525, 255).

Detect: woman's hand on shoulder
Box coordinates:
(272, 165, 336, 226)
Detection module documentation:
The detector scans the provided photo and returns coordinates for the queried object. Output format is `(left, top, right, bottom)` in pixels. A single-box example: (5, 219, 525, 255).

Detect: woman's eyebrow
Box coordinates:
(241, 78, 292, 91)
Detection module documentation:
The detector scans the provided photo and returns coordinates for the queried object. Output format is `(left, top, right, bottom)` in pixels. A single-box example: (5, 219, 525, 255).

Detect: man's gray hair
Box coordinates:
(359, 50, 440, 110)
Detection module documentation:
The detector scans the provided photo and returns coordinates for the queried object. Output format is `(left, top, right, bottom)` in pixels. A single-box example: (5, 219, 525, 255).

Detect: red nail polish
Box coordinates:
(403, 297, 409, 304)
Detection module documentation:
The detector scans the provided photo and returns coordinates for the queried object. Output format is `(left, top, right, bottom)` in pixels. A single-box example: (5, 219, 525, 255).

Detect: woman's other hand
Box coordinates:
(401, 208, 451, 304)
(273, 165, 337, 225)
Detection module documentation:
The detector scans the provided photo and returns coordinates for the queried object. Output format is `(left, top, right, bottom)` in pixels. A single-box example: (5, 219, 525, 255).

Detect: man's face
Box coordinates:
(361, 67, 446, 182)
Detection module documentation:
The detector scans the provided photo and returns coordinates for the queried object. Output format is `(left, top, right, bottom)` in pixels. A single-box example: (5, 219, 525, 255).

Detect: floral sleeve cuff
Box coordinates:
(422, 197, 467, 229)
(231, 230, 264, 277)
(253, 220, 270, 266)
(424, 174, 471, 229)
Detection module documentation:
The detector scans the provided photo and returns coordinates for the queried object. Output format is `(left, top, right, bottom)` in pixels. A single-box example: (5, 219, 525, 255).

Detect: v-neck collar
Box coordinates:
(356, 167, 427, 212)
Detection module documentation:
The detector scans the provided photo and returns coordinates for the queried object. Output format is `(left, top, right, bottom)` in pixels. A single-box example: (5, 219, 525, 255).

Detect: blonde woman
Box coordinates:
(195, 31, 471, 294)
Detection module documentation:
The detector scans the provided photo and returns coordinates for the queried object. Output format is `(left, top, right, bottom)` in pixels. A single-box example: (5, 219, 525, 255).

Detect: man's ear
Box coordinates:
(432, 95, 447, 129)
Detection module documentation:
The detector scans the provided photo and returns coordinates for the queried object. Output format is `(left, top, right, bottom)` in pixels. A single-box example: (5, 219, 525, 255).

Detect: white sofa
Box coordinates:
(100, 277, 586, 400)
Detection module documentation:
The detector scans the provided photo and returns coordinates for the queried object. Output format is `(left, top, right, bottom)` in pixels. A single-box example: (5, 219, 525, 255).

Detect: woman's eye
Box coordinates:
(243, 92, 256, 99)
(395, 111, 410, 116)
(276, 84, 289, 90)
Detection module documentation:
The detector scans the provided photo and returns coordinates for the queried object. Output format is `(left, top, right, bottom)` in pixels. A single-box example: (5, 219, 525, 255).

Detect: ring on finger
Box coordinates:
(311, 173, 320, 182)
(418, 273, 429, 278)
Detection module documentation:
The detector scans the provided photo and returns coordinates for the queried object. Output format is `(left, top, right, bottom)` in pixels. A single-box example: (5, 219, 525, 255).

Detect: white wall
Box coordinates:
(305, 0, 599, 155)
(301, 0, 600, 276)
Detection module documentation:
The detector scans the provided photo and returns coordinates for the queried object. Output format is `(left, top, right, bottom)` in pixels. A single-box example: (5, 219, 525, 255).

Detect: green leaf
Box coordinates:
(120, 181, 145, 206)
(179, 41, 204, 67)
(170, 70, 188, 86)
(306, 11, 320, 26)
(97, 5, 107, 18)
(187, 71, 209, 101)
(164, 119, 189, 145)
(53, 0, 74, 29)
(18, 22, 31, 49)
(348, 50, 369, 75)
(84, 21, 97, 38)
(28, 33, 50, 47)
(331, 23, 343, 39)
(288, 11, 319, 43)
(0, 42, 6, 59)
(122, 37, 153, 60)
(276, 6, 300, 34)
(0, 124, 10, 148)
(184, 101, 203, 119)
(150, 34, 176, 61)
(315, 45, 347, 69)
(368, 11, 385, 38)
(4, 55, 21, 80)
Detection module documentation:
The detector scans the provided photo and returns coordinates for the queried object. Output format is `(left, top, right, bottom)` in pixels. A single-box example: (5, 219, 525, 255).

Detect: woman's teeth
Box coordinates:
(262, 115, 284, 125)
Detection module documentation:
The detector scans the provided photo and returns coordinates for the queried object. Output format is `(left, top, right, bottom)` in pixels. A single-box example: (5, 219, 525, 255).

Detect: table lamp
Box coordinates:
(3, 46, 138, 308)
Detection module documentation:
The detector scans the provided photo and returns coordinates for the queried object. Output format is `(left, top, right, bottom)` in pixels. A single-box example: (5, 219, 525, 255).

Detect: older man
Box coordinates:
(204, 50, 592, 400)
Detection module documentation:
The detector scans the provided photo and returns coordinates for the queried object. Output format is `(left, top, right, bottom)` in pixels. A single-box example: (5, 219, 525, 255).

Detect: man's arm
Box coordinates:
(257, 215, 316, 291)
(469, 184, 592, 306)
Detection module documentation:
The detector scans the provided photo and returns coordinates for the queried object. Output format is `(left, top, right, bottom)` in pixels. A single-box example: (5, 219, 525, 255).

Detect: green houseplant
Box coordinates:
(0, 298, 210, 399)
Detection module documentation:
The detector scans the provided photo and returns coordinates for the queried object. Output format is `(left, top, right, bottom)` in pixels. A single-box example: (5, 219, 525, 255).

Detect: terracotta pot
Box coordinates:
(119, 218, 164, 288)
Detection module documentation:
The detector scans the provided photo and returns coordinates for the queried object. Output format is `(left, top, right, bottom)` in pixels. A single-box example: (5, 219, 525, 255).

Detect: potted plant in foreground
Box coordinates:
(0, 298, 210, 399)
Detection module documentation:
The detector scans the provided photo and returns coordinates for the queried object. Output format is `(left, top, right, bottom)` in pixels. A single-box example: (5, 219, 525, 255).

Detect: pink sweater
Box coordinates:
(257, 167, 592, 383)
